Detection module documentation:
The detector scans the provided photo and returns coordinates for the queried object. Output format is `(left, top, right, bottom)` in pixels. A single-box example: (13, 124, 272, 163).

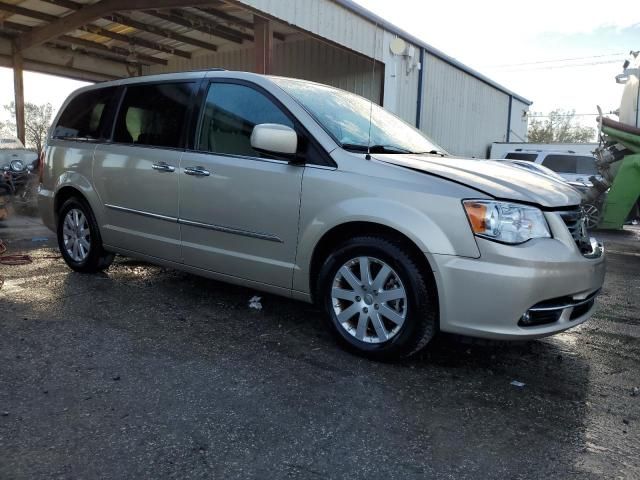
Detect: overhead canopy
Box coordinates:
(0, 0, 296, 80)
(0, 0, 297, 141)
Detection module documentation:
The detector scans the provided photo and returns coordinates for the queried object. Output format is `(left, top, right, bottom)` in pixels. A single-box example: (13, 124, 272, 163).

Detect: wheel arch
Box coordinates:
(52, 170, 104, 226)
(307, 221, 438, 307)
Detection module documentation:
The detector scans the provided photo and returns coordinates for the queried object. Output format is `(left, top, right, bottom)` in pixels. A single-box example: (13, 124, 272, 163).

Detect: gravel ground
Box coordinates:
(1, 215, 638, 479)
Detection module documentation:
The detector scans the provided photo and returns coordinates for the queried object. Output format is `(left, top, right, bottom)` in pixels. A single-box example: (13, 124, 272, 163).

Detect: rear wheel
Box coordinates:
(317, 236, 437, 360)
(57, 197, 114, 273)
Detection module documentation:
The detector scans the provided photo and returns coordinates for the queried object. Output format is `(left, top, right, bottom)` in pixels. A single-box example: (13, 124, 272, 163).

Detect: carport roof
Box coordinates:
(0, 0, 295, 80)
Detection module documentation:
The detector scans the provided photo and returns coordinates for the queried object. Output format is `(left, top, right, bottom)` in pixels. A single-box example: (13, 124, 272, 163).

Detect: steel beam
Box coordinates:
(12, 41, 25, 144)
(147, 10, 247, 44)
(194, 7, 285, 41)
(104, 13, 218, 52)
(78, 24, 191, 59)
(254, 15, 271, 74)
(12, 0, 217, 51)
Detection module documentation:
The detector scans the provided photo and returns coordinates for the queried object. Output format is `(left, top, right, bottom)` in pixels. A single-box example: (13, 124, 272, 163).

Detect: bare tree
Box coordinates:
(0, 119, 14, 138)
(4, 102, 54, 154)
(528, 110, 595, 143)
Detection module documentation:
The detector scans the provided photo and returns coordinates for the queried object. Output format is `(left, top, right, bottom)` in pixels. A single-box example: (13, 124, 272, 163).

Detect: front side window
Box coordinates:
(542, 154, 577, 173)
(198, 83, 294, 157)
(272, 77, 445, 155)
(53, 87, 118, 140)
(113, 82, 195, 148)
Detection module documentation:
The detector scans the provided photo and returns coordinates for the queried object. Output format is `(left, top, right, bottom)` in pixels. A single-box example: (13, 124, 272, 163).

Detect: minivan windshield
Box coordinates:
(272, 77, 446, 155)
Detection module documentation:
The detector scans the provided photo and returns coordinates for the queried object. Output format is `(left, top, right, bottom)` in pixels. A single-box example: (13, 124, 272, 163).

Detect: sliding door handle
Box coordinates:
(184, 166, 210, 177)
(152, 162, 175, 173)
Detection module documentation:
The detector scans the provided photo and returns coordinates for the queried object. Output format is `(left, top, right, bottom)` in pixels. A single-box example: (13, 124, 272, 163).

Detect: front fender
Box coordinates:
(293, 195, 480, 294)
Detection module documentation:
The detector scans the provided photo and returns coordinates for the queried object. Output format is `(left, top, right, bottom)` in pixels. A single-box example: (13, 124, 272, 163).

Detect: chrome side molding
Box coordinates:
(105, 204, 177, 222)
(104, 204, 282, 243)
(178, 218, 282, 243)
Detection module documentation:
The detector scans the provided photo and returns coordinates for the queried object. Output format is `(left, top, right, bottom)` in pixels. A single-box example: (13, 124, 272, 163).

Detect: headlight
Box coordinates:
(10, 159, 24, 172)
(463, 200, 551, 244)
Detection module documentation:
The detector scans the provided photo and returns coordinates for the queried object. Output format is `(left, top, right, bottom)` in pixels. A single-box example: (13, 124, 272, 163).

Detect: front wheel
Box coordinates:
(317, 236, 437, 360)
(57, 197, 114, 273)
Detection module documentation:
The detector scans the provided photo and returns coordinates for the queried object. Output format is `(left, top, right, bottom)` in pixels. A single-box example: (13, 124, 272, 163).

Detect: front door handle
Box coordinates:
(184, 166, 210, 177)
(152, 162, 175, 173)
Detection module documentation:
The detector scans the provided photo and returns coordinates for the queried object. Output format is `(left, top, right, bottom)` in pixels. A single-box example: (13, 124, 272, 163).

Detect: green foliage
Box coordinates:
(3, 102, 54, 154)
(528, 110, 595, 143)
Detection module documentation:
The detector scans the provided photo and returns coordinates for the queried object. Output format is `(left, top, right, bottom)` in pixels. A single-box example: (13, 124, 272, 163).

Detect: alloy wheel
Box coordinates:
(583, 204, 601, 230)
(62, 208, 91, 262)
(331, 256, 407, 343)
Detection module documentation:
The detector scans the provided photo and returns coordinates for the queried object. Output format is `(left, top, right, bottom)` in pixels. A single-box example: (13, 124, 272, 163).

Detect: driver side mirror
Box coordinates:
(250, 123, 298, 156)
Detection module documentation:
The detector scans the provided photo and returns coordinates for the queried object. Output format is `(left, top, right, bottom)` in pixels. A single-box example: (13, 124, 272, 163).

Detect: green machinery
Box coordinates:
(596, 121, 640, 229)
(585, 51, 640, 230)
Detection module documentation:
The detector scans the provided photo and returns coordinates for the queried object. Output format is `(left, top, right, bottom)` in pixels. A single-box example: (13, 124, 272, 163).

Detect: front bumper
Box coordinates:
(429, 228, 606, 340)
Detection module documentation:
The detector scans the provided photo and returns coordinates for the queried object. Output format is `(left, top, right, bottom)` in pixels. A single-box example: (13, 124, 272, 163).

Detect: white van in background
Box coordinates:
(489, 142, 598, 159)
(499, 149, 602, 187)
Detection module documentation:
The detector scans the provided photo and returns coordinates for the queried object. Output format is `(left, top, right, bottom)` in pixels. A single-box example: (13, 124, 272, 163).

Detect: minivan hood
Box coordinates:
(372, 154, 582, 208)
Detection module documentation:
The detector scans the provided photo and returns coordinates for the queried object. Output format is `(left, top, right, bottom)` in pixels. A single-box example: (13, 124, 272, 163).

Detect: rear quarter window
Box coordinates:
(53, 87, 118, 140)
(113, 82, 195, 149)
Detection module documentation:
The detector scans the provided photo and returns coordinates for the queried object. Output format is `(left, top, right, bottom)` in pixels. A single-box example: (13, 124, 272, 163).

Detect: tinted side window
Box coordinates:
(114, 82, 195, 148)
(504, 153, 537, 161)
(198, 83, 294, 157)
(542, 155, 577, 173)
(54, 87, 118, 140)
(576, 156, 597, 175)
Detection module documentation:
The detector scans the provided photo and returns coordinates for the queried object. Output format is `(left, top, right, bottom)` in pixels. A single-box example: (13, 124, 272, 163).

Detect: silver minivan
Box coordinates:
(39, 70, 605, 359)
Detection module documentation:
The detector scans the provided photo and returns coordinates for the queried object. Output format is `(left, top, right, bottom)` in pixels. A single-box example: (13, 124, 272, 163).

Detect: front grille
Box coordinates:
(558, 208, 591, 254)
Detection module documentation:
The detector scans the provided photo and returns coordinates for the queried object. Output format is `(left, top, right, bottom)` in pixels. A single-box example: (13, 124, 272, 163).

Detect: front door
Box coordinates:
(93, 81, 197, 262)
(179, 81, 304, 289)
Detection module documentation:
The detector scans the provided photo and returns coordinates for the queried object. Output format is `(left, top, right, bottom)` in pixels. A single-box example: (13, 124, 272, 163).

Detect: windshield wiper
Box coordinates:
(342, 143, 415, 154)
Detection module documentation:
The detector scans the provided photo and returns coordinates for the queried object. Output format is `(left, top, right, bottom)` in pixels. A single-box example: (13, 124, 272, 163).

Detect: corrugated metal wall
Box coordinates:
(273, 38, 383, 103)
(148, 37, 383, 103)
(235, 0, 381, 59)
(509, 98, 529, 143)
(420, 53, 510, 158)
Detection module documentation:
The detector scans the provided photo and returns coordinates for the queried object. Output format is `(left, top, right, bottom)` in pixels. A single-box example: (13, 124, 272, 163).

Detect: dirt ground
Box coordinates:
(1, 214, 639, 479)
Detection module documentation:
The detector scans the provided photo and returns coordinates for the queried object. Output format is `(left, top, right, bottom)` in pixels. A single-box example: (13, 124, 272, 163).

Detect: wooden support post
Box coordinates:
(254, 15, 272, 74)
(12, 43, 26, 145)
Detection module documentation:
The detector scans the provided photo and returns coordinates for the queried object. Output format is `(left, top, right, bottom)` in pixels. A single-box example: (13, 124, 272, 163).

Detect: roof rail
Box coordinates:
(187, 68, 227, 73)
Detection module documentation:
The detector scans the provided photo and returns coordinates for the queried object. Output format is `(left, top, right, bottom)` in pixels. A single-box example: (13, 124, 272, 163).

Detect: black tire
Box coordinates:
(57, 196, 114, 273)
(317, 236, 437, 360)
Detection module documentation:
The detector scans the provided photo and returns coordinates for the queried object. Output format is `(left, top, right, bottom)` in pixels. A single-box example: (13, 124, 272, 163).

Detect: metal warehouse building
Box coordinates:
(0, 0, 531, 158)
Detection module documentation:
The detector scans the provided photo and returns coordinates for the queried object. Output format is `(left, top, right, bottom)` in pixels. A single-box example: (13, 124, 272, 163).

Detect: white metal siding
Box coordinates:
(273, 38, 383, 102)
(420, 53, 510, 158)
(147, 37, 383, 103)
(509, 98, 530, 143)
(234, 0, 381, 59)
